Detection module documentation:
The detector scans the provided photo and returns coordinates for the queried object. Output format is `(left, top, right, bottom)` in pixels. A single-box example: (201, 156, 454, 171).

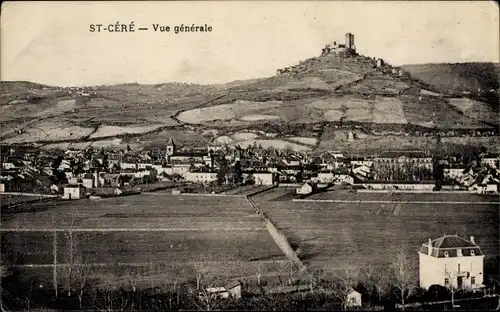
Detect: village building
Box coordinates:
(480, 156, 499, 168)
(296, 182, 317, 195)
(444, 166, 466, 180)
(251, 172, 276, 185)
(374, 151, 433, 170)
(68, 177, 95, 189)
(184, 171, 218, 183)
(346, 288, 362, 307)
(363, 181, 435, 191)
(200, 281, 242, 300)
(418, 235, 485, 291)
(62, 184, 86, 200)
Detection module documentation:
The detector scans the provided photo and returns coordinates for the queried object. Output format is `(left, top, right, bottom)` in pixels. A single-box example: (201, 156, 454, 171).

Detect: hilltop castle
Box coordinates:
(321, 32, 357, 56)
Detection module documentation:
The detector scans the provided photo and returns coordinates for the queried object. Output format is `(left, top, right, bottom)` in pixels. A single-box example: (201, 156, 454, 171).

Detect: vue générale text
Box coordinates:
(89, 22, 213, 34)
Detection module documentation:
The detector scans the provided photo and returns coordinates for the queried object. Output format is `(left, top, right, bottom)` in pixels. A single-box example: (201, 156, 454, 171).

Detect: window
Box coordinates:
(470, 250, 475, 256)
(471, 276, 475, 285)
(445, 278, 450, 286)
(444, 251, 449, 257)
(458, 263, 461, 272)
(457, 248, 463, 257)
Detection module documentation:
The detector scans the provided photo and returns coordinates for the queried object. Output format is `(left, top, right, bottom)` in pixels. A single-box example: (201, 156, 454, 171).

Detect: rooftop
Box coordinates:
(419, 235, 483, 258)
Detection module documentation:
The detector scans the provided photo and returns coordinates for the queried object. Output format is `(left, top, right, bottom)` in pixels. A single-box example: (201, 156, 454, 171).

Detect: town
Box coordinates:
(1, 139, 499, 198)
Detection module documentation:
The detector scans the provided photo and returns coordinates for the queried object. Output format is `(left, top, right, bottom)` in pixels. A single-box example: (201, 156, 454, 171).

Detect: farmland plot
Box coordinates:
(2, 120, 95, 143)
(287, 137, 318, 146)
(277, 77, 333, 91)
(448, 98, 499, 126)
(306, 97, 344, 110)
(177, 100, 283, 124)
(344, 108, 372, 122)
(372, 96, 407, 124)
(89, 124, 166, 139)
(260, 200, 499, 271)
(1, 193, 287, 282)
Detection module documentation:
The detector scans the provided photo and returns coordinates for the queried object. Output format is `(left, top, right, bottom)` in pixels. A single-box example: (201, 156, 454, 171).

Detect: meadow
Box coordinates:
(1, 194, 287, 287)
(252, 188, 499, 276)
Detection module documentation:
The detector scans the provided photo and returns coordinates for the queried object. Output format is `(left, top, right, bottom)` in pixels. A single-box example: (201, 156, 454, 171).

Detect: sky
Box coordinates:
(1, 1, 498, 87)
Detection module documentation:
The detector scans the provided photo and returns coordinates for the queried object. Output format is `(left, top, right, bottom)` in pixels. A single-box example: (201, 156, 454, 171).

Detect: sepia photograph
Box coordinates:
(0, 1, 499, 310)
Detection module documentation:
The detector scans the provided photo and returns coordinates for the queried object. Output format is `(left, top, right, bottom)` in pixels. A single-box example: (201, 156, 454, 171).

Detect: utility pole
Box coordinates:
(53, 229, 58, 297)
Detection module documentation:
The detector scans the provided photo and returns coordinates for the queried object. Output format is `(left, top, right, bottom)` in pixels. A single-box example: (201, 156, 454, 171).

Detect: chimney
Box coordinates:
(470, 236, 475, 244)
(428, 238, 432, 255)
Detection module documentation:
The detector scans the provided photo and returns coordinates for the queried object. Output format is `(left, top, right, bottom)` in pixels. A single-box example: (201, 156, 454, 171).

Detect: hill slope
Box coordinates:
(1, 53, 499, 153)
(401, 62, 500, 94)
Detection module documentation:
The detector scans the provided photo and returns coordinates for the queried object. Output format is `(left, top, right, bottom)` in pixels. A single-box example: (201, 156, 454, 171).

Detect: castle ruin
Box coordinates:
(321, 32, 357, 56)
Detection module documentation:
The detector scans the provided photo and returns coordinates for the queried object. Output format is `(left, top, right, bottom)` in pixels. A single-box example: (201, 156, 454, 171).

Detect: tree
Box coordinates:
(193, 255, 211, 290)
(74, 255, 93, 308)
(231, 161, 243, 185)
(62, 209, 79, 297)
(216, 157, 228, 186)
(444, 270, 459, 309)
(332, 262, 359, 310)
(160, 261, 185, 309)
(390, 243, 417, 311)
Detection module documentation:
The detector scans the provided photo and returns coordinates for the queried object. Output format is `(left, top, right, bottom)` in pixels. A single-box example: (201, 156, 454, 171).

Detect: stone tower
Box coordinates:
(345, 33, 355, 51)
(165, 137, 176, 162)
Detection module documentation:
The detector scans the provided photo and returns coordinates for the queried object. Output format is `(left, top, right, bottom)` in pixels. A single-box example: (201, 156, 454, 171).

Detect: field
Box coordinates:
(372, 97, 407, 124)
(89, 124, 166, 139)
(177, 100, 284, 124)
(251, 189, 499, 275)
(1, 194, 286, 286)
(448, 98, 499, 126)
(401, 62, 500, 94)
(315, 127, 500, 154)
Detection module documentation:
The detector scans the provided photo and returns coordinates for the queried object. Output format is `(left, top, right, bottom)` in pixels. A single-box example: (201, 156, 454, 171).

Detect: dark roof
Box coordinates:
(419, 235, 483, 258)
(171, 152, 207, 158)
(225, 280, 241, 290)
(376, 151, 430, 158)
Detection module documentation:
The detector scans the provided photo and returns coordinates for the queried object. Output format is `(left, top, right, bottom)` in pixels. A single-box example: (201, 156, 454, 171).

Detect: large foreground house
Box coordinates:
(418, 235, 485, 291)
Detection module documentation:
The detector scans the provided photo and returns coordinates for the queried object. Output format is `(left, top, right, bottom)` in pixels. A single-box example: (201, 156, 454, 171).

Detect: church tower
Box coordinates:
(165, 137, 176, 162)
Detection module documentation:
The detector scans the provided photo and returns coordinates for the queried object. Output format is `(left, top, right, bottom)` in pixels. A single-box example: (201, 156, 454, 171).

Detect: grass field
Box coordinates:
(251, 190, 499, 275)
(1, 194, 287, 287)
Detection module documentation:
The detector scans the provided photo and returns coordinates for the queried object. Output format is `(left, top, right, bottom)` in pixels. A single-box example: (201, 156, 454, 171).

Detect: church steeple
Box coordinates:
(165, 137, 176, 162)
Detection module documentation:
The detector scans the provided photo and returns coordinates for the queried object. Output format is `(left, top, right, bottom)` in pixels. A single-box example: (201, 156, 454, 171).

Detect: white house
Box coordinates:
(184, 171, 218, 183)
(296, 182, 317, 195)
(480, 157, 499, 169)
(200, 281, 241, 300)
(0, 183, 4, 193)
(63, 184, 86, 200)
(444, 167, 466, 179)
(346, 288, 362, 307)
(352, 165, 371, 177)
(253, 172, 275, 185)
(120, 162, 137, 170)
(137, 163, 153, 170)
(226, 280, 242, 299)
(202, 287, 230, 299)
(2, 162, 16, 170)
(334, 174, 354, 185)
(317, 172, 334, 183)
(418, 235, 485, 291)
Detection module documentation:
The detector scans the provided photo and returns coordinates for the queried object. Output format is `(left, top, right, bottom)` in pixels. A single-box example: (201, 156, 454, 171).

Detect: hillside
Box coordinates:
(2, 44, 499, 154)
(401, 62, 500, 94)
